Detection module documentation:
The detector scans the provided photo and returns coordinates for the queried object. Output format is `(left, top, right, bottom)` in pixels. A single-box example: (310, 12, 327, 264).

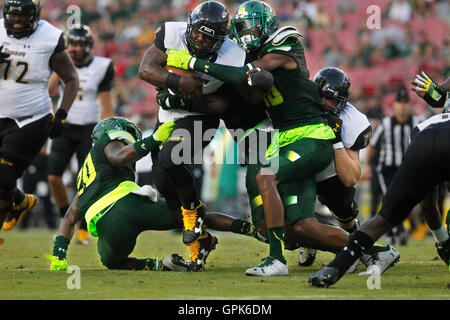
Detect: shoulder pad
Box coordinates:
(264, 26, 303, 47)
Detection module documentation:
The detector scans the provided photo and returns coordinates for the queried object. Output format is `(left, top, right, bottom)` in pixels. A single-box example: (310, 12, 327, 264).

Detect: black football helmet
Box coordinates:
(185, 1, 230, 61)
(67, 24, 94, 63)
(313, 67, 351, 115)
(3, 0, 41, 39)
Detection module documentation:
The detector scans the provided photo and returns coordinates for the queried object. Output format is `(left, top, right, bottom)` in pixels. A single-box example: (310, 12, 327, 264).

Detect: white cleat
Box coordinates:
(246, 256, 288, 276)
(359, 245, 400, 276)
(298, 247, 316, 267)
(162, 253, 190, 271)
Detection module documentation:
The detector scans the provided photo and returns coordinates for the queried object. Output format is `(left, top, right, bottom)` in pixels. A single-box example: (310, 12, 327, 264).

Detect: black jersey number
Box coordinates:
(3, 59, 30, 83)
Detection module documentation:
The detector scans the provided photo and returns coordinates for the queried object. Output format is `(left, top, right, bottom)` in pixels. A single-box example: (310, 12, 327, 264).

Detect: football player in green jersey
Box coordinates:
(165, 1, 355, 276)
(44, 117, 260, 272)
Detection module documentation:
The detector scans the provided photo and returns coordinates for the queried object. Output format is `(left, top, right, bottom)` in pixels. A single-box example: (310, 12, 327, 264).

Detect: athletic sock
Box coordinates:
(328, 230, 374, 277)
(267, 226, 286, 264)
(13, 189, 25, 206)
(231, 219, 253, 235)
(135, 258, 162, 271)
(430, 225, 449, 244)
(59, 205, 69, 218)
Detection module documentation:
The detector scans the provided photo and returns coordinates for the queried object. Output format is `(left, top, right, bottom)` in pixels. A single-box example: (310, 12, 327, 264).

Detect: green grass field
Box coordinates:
(0, 228, 449, 300)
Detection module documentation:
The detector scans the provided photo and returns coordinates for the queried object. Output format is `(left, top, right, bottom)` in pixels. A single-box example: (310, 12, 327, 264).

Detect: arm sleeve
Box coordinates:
(153, 24, 166, 51)
(349, 125, 372, 150)
(193, 59, 251, 86)
(98, 61, 115, 92)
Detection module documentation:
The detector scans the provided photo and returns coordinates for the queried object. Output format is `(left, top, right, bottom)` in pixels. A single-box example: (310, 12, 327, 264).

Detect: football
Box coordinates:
(165, 65, 193, 76)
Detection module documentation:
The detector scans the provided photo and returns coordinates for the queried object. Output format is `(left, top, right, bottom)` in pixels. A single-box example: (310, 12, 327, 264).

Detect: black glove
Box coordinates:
(324, 112, 343, 145)
(0, 45, 10, 64)
(247, 68, 274, 93)
(156, 88, 193, 111)
(48, 109, 67, 139)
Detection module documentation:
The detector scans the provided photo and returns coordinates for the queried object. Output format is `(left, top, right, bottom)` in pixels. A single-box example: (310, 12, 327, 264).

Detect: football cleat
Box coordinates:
(308, 267, 341, 287)
(76, 229, 90, 245)
(435, 239, 450, 266)
(181, 202, 206, 245)
(298, 247, 316, 267)
(359, 244, 400, 276)
(187, 232, 218, 272)
(245, 256, 288, 276)
(162, 253, 191, 271)
(2, 194, 38, 231)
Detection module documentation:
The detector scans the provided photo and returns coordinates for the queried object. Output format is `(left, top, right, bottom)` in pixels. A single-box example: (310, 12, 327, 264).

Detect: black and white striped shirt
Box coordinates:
(371, 115, 424, 171)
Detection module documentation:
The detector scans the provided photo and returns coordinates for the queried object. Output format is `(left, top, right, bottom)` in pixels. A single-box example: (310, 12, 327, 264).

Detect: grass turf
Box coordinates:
(0, 228, 449, 300)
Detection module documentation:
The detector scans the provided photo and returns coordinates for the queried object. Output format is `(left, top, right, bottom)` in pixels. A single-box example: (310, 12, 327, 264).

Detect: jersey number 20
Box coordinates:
(76, 153, 97, 196)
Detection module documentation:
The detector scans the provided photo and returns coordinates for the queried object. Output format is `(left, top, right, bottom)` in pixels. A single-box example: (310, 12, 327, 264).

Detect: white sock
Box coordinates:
(430, 226, 449, 244)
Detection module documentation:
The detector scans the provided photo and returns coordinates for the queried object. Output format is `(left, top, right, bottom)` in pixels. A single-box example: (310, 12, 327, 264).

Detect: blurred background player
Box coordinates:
(0, 0, 78, 238)
(361, 87, 425, 245)
(47, 24, 115, 245)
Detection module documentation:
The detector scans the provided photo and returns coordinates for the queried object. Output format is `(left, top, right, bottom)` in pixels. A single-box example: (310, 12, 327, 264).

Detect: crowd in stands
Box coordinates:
(39, 0, 449, 124)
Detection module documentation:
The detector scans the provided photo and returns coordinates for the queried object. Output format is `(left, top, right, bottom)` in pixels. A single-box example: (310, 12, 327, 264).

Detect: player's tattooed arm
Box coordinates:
(105, 140, 142, 167)
(138, 46, 201, 97)
(105, 121, 176, 166)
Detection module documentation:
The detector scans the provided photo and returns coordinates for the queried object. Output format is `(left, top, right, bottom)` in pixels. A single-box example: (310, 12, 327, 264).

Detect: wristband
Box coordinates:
(165, 73, 181, 90)
(133, 135, 158, 157)
(188, 57, 197, 70)
(53, 235, 70, 259)
(333, 142, 344, 150)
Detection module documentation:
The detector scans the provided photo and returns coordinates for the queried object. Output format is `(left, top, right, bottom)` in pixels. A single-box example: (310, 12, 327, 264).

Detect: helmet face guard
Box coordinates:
(67, 25, 94, 63)
(3, 0, 41, 39)
(231, 1, 278, 52)
(313, 67, 351, 115)
(92, 117, 142, 143)
(185, 1, 230, 60)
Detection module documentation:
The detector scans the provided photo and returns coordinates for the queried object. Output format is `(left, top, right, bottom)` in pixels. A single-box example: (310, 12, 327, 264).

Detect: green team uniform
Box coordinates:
(76, 131, 178, 268)
(245, 28, 334, 225)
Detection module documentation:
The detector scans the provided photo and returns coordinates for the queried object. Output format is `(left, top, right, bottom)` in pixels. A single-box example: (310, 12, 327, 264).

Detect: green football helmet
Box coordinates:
(92, 117, 142, 143)
(230, 0, 278, 52)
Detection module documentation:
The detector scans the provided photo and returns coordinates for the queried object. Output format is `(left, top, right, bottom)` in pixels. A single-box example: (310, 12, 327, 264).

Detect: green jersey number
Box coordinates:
(264, 86, 284, 107)
(76, 153, 97, 196)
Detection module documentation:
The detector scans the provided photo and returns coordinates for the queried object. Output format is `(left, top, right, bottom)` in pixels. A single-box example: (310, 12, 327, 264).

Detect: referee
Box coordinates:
(362, 87, 424, 244)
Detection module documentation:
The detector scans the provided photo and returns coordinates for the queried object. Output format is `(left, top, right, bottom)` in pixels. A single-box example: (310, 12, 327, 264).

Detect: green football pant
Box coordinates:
(95, 194, 179, 269)
(247, 137, 332, 224)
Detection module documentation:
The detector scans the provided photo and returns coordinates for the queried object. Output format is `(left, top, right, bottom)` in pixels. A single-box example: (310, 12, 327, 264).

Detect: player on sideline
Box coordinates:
(309, 109, 450, 288)
(137, 1, 246, 270)
(0, 0, 79, 238)
(47, 24, 115, 245)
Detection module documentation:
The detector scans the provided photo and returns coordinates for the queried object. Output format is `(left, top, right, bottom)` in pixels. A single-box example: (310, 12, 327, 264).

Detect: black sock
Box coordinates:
(13, 189, 25, 205)
(328, 231, 375, 277)
(59, 205, 69, 218)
